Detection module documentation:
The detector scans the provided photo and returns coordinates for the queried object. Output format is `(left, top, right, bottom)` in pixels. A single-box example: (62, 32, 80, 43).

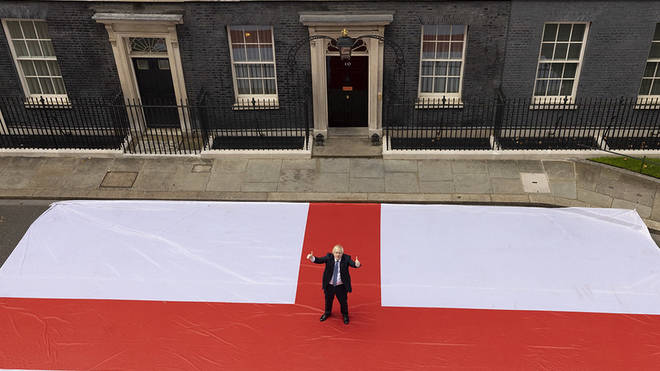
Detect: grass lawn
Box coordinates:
(589, 156, 660, 179)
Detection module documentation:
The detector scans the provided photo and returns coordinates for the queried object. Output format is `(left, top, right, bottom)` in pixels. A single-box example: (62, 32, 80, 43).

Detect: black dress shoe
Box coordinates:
(343, 316, 349, 324)
(320, 313, 330, 322)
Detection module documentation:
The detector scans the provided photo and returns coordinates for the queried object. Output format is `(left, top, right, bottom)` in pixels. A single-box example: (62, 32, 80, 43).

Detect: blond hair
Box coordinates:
(332, 244, 344, 253)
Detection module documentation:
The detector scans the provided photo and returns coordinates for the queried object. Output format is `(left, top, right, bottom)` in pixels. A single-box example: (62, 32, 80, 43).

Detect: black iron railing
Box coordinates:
(0, 96, 310, 154)
(383, 96, 660, 151)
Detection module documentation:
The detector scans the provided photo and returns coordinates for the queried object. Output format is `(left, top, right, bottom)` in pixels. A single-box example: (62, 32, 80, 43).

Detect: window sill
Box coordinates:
(529, 97, 576, 110)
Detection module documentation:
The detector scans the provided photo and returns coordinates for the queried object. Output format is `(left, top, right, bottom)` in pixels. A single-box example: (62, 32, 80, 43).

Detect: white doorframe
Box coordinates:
(93, 13, 190, 132)
(300, 13, 393, 139)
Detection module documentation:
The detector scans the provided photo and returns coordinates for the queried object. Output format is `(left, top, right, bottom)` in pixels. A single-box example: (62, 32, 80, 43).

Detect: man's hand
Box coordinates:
(306, 251, 314, 261)
(355, 256, 360, 268)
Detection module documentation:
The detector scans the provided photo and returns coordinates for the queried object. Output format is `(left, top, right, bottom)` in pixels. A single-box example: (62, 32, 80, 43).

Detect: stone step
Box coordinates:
(312, 136, 382, 157)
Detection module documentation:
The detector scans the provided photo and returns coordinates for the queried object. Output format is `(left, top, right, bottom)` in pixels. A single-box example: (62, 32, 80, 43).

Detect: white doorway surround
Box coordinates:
(92, 13, 190, 131)
(299, 12, 393, 139)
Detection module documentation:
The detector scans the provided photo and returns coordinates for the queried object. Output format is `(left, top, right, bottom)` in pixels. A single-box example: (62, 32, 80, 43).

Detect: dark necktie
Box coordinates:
(332, 260, 339, 285)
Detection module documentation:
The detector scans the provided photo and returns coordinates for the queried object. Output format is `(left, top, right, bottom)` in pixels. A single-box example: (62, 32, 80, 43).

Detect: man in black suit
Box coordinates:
(306, 244, 361, 324)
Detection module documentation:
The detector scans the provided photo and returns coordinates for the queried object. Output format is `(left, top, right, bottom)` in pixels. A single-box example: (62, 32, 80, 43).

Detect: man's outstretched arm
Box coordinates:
(306, 251, 327, 264)
(349, 256, 361, 268)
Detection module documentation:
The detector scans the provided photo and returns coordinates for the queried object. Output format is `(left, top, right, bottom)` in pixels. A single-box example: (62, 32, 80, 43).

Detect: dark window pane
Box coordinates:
(245, 44, 260, 61)
(540, 43, 554, 60)
(421, 61, 434, 76)
(554, 43, 568, 60)
(235, 64, 248, 78)
(230, 28, 245, 44)
(264, 79, 276, 94)
(20, 21, 36, 38)
(19, 60, 36, 76)
(40, 41, 55, 56)
(6, 21, 23, 39)
(547, 79, 561, 95)
(259, 45, 273, 61)
(39, 77, 54, 94)
(448, 61, 461, 76)
(257, 27, 272, 44)
(422, 25, 437, 41)
(237, 79, 250, 94)
(250, 79, 263, 94)
(571, 24, 586, 41)
(560, 79, 574, 96)
(52, 78, 66, 94)
(563, 63, 577, 78)
(534, 80, 548, 96)
(27, 40, 42, 57)
(447, 77, 460, 93)
(34, 21, 49, 39)
(232, 44, 246, 61)
(650, 42, 660, 59)
(644, 62, 657, 78)
(550, 63, 563, 78)
(244, 28, 258, 43)
(13, 40, 28, 57)
(557, 24, 572, 41)
(450, 42, 463, 59)
(451, 25, 465, 41)
(537, 63, 551, 78)
(651, 80, 660, 95)
(437, 25, 451, 41)
(435, 61, 448, 76)
(26, 77, 41, 94)
(248, 64, 262, 78)
(34, 60, 49, 75)
(436, 42, 449, 59)
(263, 64, 275, 77)
(543, 24, 558, 42)
(434, 77, 446, 93)
(653, 24, 660, 41)
(422, 42, 435, 59)
(567, 43, 582, 59)
(420, 77, 433, 92)
(639, 79, 652, 95)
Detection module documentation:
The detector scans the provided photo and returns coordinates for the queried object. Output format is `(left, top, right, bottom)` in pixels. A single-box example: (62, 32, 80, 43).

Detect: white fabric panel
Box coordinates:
(0, 200, 309, 304)
(381, 204, 660, 315)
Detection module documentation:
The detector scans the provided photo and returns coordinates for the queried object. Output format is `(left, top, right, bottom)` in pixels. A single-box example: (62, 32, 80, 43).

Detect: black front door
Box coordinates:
(132, 58, 179, 128)
(327, 56, 368, 127)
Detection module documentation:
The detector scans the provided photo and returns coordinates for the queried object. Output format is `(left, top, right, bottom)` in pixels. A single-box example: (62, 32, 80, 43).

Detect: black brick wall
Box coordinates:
(502, 0, 660, 99)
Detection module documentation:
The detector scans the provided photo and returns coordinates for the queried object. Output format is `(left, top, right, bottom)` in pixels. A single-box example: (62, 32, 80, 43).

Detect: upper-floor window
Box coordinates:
(228, 25, 278, 105)
(1, 19, 67, 99)
(639, 23, 660, 100)
(418, 25, 467, 102)
(533, 23, 588, 103)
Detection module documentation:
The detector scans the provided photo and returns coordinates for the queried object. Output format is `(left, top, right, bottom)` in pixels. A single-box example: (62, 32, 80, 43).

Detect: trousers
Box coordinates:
(324, 283, 348, 316)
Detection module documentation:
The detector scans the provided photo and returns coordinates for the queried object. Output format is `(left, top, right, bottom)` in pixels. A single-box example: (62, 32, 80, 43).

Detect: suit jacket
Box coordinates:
(313, 253, 360, 293)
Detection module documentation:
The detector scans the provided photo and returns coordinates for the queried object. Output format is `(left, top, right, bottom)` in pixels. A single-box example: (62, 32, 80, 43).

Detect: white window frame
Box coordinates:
(637, 23, 660, 107)
(417, 24, 467, 106)
(227, 25, 279, 108)
(1, 18, 68, 102)
(532, 22, 589, 105)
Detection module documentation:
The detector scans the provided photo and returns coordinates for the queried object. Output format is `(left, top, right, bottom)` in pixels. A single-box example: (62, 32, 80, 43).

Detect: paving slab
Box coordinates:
(418, 160, 452, 181)
(487, 160, 520, 178)
(278, 169, 315, 192)
(312, 172, 350, 193)
(385, 173, 419, 193)
(611, 176, 656, 207)
(132, 170, 175, 192)
(454, 174, 491, 194)
(205, 171, 244, 192)
(108, 158, 146, 172)
(574, 160, 601, 191)
(516, 160, 544, 173)
(452, 160, 488, 174)
(245, 159, 282, 182)
(543, 160, 575, 179)
(491, 177, 524, 194)
(100, 171, 138, 188)
(282, 159, 317, 170)
(577, 188, 613, 208)
(349, 177, 385, 193)
(419, 181, 454, 193)
(169, 171, 211, 192)
(384, 160, 418, 173)
(242, 182, 279, 192)
(350, 158, 384, 178)
(319, 158, 349, 173)
(549, 179, 577, 199)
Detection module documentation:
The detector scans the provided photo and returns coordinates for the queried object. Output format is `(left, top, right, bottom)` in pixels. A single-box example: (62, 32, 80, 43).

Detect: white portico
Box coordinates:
(299, 12, 393, 140)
